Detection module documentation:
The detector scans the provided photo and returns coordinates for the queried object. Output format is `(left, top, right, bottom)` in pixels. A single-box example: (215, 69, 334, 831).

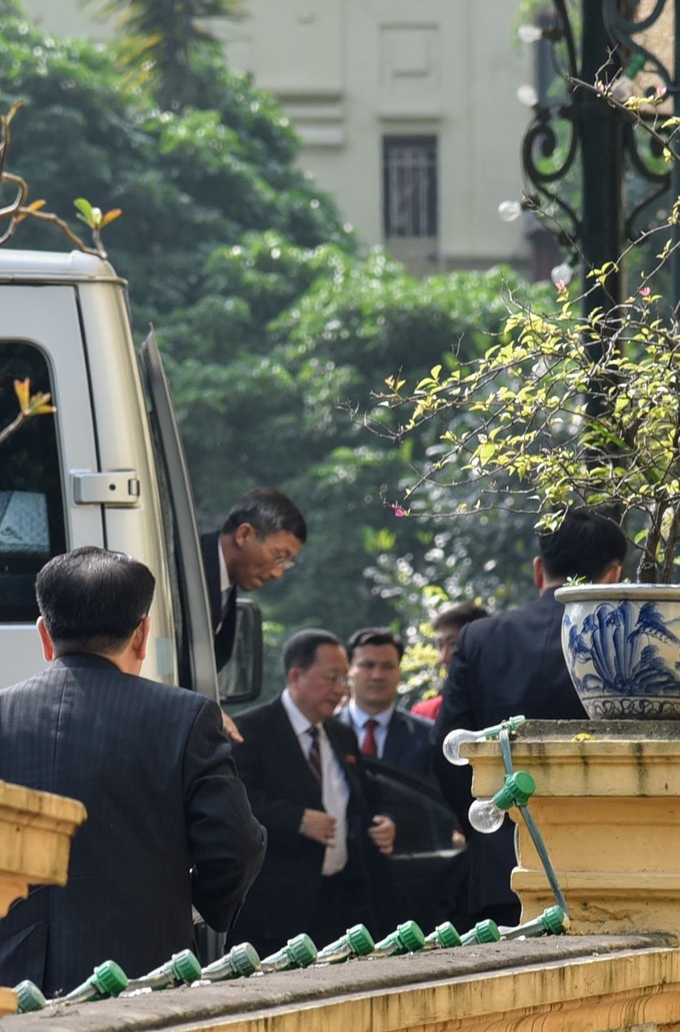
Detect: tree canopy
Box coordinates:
(0, 0, 549, 691)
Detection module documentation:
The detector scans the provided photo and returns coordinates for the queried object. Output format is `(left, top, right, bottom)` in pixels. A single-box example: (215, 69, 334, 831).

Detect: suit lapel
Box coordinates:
(383, 710, 408, 765)
(271, 698, 324, 805)
(325, 721, 362, 799)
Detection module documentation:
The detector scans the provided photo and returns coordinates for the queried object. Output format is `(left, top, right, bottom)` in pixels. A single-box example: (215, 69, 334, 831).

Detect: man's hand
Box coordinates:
(368, 814, 396, 855)
(221, 711, 243, 743)
(300, 808, 337, 846)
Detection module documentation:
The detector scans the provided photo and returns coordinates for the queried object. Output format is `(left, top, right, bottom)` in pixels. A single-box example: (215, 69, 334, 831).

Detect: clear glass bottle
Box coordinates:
(124, 949, 201, 992)
(260, 933, 317, 972)
(200, 942, 261, 982)
(370, 920, 425, 957)
(62, 960, 129, 1003)
(422, 921, 462, 951)
(315, 924, 375, 964)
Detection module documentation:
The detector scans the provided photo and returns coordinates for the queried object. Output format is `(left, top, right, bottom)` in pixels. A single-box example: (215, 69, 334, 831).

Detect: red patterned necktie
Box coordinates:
(308, 725, 322, 784)
(362, 718, 378, 757)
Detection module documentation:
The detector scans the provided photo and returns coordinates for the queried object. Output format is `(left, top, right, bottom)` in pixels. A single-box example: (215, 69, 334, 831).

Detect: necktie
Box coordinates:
(308, 725, 322, 784)
(362, 718, 378, 757)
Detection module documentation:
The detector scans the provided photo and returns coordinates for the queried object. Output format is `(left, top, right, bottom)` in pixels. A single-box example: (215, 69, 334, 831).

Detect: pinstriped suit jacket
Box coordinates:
(0, 654, 265, 995)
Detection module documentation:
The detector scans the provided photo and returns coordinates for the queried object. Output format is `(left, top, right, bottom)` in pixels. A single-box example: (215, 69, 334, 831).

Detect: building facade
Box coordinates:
(23, 0, 533, 276)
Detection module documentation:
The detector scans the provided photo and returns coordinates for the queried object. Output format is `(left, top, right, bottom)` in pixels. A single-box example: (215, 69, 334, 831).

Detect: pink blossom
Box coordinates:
(555, 280, 566, 292)
(656, 85, 668, 99)
(390, 503, 406, 517)
(639, 286, 651, 297)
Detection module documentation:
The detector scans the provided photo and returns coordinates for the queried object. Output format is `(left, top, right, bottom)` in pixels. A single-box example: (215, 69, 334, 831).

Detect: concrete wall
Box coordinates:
(20, 0, 533, 275)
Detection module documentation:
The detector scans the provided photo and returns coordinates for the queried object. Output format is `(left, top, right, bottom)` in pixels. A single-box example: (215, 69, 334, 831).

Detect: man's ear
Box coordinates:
(599, 561, 623, 585)
(233, 522, 255, 548)
(37, 617, 54, 662)
(131, 615, 151, 664)
(532, 556, 544, 590)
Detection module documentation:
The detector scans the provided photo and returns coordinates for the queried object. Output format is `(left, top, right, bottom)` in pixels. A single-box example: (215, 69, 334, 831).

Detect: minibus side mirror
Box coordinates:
(216, 599, 263, 706)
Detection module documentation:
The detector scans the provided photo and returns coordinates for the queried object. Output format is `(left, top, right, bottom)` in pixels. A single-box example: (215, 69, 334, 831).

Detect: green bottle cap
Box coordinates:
(473, 919, 501, 944)
(346, 924, 375, 956)
(91, 960, 128, 997)
(542, 905, 568, 934)
(433, 922, 462, 948)
(228, 942, 261, 976)
(395, 920, 425, 952)
(170, 950, 202, 985)
(285, 933, 317, 968)
(13, 980, 46, 1013)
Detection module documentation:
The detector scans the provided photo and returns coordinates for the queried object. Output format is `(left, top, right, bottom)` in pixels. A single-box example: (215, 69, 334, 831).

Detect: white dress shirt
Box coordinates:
(281, 688, 349, 875)
(347, 699, 395, 759)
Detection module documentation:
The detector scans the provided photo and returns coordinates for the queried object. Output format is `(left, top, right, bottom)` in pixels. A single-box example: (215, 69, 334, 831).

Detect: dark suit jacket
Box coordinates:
(229, 696, 388, 951)
(201, 530, 237, 669)
(0, 655, 266, 995)
(336, 706, 433, 778)
(432, 589, 586, 916)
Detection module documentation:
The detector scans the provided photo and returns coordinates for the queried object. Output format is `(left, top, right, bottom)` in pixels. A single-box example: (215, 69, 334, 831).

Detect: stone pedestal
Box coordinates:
(463, 720, 680, 937)
(0, 779, 86, 1015)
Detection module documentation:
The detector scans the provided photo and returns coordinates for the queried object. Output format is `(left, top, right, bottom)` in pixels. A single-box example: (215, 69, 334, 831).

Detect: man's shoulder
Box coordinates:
(334, 705, 351, 726)
(392, 707, 433, 732)
(234, 695, 283, 729)
(461, 596, 544, 644)
(324, 714, 358, 746)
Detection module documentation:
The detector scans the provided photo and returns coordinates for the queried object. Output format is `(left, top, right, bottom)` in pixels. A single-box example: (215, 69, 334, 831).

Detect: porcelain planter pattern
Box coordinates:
(555, 583, 680, 719)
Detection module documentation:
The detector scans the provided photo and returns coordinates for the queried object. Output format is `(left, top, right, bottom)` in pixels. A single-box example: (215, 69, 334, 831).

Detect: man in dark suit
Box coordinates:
(228, 629, 396, 956)
(201, 488, 307, 673)
(433, 507, 627, 928)
(338, 628, 432, 777)
(0, 547, 266, 996)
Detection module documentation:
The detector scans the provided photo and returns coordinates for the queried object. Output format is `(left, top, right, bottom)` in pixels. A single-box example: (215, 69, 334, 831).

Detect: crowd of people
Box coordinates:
(0, 490, 628, 995)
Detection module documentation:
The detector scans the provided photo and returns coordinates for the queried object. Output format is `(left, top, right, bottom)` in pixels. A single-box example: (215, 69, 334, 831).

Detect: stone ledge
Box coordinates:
(3, 935, 674, 1032)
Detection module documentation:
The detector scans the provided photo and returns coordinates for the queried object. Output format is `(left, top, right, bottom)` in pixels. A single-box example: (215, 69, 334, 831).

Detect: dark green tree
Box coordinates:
(0, 2, 549, 693)
(81, 0, 245, 109)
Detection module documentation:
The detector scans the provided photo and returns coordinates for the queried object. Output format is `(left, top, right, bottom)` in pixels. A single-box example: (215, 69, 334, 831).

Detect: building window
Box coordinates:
(0, 341, 65, 622)
(383, 136, 438, 238)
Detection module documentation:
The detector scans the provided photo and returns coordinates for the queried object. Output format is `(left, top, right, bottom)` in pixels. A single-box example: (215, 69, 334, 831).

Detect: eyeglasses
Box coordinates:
(321, 672, 349, 687)
(264, 549, 297, 573)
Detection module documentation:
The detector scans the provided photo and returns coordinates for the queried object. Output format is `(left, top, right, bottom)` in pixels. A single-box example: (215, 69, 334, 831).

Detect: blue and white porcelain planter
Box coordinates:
(555, 583, 680, 719)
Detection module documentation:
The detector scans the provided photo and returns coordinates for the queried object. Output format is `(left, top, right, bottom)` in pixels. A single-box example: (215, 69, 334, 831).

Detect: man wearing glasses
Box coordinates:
(201, 488, 307, 674)
(227, 629, 396, 957)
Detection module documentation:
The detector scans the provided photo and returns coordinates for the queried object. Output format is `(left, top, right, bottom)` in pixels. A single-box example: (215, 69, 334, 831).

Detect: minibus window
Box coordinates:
(0, 342, 66, 621)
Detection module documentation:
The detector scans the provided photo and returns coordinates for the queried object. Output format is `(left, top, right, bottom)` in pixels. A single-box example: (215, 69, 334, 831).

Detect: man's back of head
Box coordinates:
(537, 506, 627, 586)
(36, 546, 155, 659)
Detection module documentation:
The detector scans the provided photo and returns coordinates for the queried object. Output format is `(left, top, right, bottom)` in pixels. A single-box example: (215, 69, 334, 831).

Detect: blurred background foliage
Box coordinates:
(0, 0, 549, 695)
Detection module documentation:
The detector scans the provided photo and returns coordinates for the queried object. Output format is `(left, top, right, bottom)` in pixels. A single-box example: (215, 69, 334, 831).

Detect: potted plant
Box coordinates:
(376, 85, 680, 717)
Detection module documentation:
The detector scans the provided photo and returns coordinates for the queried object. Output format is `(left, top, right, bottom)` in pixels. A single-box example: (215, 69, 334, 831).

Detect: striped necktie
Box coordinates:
(307, 725, 322, 784)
